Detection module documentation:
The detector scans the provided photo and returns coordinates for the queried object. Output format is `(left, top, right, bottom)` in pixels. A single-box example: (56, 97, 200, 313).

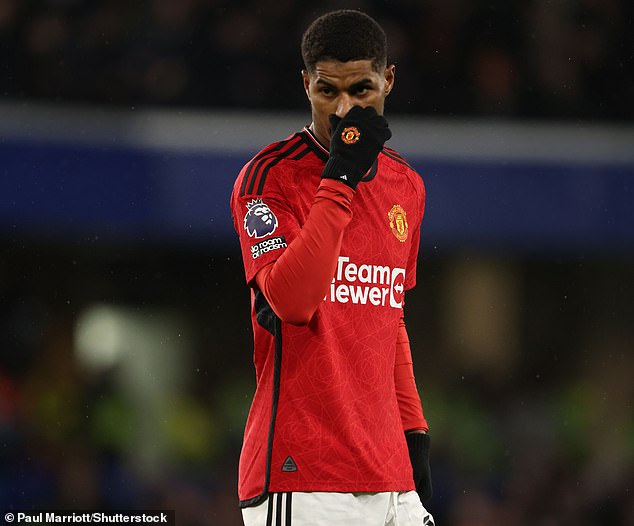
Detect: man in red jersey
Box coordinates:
(231, 9, 435, 526)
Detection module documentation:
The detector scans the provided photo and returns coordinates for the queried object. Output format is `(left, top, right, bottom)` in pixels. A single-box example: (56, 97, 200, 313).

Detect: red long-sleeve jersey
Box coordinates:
(230, 127, 427, 507)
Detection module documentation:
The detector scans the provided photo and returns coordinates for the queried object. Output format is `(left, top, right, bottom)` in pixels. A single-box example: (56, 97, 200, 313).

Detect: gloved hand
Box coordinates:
(321, 105, 391, 189)
(406, 431, 433, 503)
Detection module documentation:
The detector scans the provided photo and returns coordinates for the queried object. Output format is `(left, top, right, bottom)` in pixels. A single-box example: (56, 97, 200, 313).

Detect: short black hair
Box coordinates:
(301, 10, 388, 73)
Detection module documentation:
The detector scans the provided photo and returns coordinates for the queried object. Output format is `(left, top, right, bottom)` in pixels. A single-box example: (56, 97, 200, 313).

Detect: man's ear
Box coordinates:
(301, 69, 311, 100)
(384, 64, 395, 96)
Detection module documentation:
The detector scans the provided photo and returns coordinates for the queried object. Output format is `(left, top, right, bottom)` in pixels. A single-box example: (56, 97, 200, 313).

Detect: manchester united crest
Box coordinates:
(388, 204, 408, 242)
(341, 126, 360, 144)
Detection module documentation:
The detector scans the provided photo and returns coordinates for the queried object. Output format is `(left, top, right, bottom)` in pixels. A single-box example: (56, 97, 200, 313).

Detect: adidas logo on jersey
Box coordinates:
(325, 256, 405, 308)
(281, 456, 298, 472)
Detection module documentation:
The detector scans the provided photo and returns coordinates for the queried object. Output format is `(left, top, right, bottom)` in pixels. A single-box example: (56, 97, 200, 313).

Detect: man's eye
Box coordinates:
(355, 86, 371, 95)
(320, 87, 333, 95)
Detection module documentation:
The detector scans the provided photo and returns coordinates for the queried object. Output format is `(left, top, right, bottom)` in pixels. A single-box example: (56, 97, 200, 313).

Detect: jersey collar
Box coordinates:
(302, 125, 329, 162)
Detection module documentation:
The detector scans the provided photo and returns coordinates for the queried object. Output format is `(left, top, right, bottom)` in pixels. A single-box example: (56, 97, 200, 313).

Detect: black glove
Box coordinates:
(321, 105, 391, 189)
(406, 431, 433, 503)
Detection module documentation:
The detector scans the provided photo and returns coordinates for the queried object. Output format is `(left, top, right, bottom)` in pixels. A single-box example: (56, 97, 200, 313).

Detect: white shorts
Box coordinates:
(241, 491, 435, 526)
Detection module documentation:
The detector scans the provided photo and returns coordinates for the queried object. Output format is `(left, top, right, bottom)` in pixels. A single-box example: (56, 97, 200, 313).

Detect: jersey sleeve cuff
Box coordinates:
(318, 178, 356, 202)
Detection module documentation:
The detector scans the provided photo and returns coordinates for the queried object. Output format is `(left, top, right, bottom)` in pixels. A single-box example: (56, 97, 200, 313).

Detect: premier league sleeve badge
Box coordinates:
(244, 198, 279, 239)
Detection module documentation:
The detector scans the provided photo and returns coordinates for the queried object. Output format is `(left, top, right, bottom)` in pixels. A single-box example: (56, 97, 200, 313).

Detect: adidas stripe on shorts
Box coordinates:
(241, 490, 435, 526)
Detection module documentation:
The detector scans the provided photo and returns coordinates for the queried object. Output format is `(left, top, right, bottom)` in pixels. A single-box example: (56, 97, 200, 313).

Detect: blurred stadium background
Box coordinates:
(1, 1, 633, 525)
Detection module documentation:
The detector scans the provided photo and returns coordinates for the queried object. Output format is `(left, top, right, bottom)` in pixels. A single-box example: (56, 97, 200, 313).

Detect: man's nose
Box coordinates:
(335, 94, 355, 118)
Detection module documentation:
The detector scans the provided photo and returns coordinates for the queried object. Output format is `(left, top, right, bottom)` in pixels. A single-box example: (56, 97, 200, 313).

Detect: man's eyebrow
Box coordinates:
(315, 78, 336, 87)
(315, 78, 375, 89)
(350, 78, 375, 89)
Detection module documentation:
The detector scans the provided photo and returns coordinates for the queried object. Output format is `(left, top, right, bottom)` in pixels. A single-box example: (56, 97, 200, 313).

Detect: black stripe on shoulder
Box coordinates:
(382, 147, 412, 168)
(253, 140, 305, 195)
(240, 134, 303, 197)
(240, 139, 290, 197)
(291, 145, 311, 161)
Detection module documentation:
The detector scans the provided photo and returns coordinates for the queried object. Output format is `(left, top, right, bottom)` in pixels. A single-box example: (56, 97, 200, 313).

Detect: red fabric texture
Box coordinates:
(255, 179, 427, 432)
(255, 179, 354, 325)
(395, 316, 428, 432)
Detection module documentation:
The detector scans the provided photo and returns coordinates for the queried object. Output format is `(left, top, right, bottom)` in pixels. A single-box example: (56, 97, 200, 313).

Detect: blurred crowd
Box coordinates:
(1, 0, 632, 119)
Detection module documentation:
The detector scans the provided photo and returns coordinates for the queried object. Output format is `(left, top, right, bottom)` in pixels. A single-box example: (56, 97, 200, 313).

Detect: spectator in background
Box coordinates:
(2, 0, 631, 119)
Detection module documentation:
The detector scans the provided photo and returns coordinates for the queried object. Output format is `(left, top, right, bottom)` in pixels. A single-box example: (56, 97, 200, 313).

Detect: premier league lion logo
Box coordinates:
(244, 199, 278, 239)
